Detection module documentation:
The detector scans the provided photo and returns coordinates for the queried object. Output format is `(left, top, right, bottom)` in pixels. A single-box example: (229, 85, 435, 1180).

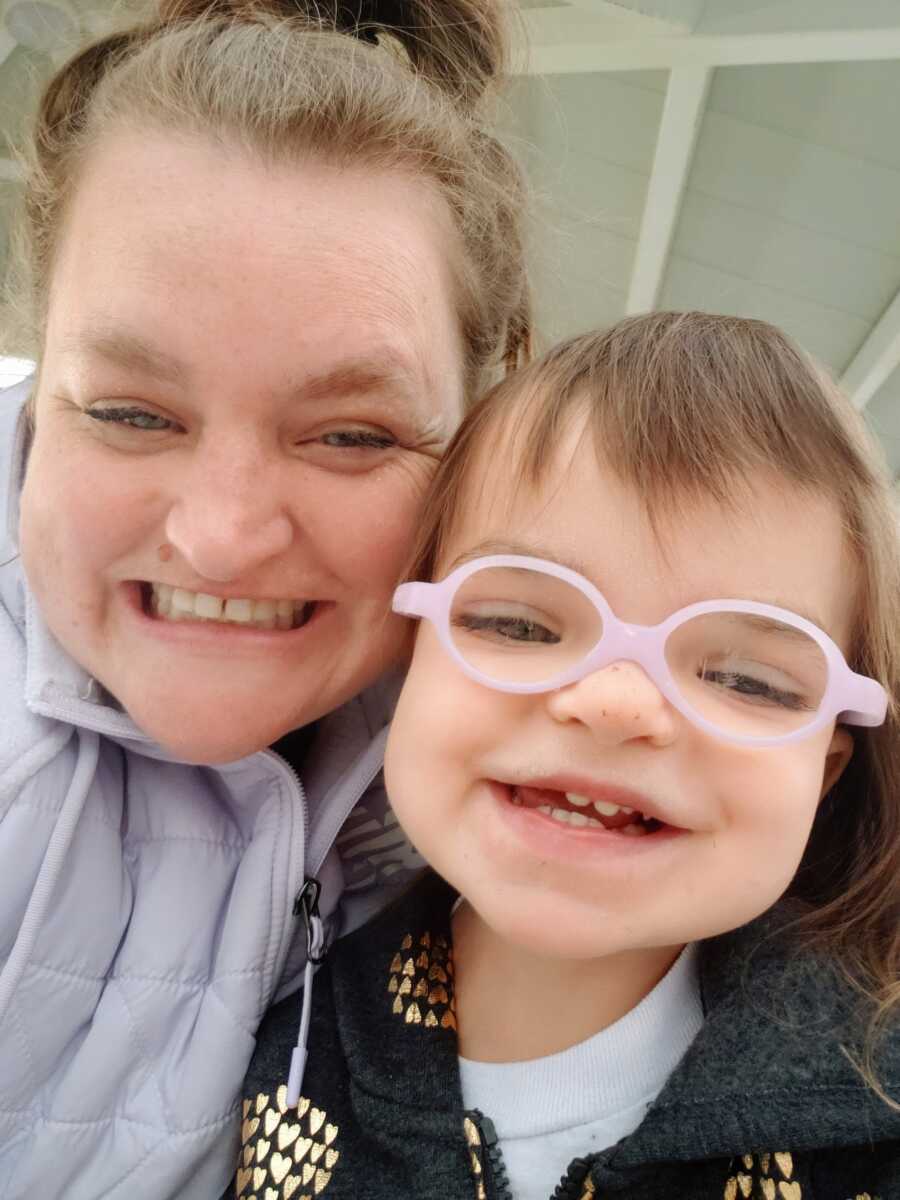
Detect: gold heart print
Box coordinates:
(241, 1118, 260, 1143)
(270, 1152, 293, 1185)
(255, 1094, 270, 1116)
(779, 1185, 801, 1200)
(256, 1138, 271, 1164)
(323, 1125, 338, 1147)
(235, 1166, 252, 1196)
(294, 1137, 313, 1164)
(314, 1168, 332, 1194)
(309, 1108, 326, 1135)
(278, 1122, 300, 1151)
(283, 1175, 303, 1200)
(264, 1108, 281, 1137)
(774, 1153, 794, 1179)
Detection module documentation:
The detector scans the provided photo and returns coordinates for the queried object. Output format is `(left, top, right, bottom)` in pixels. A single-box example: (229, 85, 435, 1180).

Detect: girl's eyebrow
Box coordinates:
(446, 539, 833, 634)
(446, 539, 592, 577)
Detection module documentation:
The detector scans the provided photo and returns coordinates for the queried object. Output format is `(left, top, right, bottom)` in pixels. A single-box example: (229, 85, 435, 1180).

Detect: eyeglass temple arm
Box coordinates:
(840, 673, 889, 727)
(392, 582, 434, 618)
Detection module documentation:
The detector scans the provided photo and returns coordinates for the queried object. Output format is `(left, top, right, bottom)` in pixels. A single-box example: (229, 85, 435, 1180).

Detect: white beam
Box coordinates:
(0, 158, 23, 183)
(601, 0, 705, 27)
(551, 0, 690, 32)
(626, 65, 710, 314)
(517, 26, 900, 75)
(523, 9, 683, 47)
(840, 289, 900, 412)
(0, 28, 14, 67)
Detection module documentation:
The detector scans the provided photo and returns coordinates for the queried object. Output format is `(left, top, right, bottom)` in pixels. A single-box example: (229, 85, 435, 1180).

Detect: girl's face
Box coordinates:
(19, 130, 465, 763)
(385, 427, 856, 959)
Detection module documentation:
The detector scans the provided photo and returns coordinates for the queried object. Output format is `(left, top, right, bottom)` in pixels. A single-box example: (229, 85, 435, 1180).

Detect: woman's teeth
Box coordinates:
(149, 583, 312, 630)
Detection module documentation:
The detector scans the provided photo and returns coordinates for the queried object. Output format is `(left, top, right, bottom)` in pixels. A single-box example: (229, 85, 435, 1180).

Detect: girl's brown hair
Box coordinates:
(409, 310, 900, 1103)
(8, 0, 531, 399)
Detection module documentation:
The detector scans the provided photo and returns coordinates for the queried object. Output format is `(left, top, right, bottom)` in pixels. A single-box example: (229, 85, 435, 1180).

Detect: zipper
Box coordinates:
(464, 1110, 513, 1200)
(285, 875, 326, 1106)
(266, 747, 310, 864)
(464, 1112, 595, 1200)
(551, 1158, 593, 1199)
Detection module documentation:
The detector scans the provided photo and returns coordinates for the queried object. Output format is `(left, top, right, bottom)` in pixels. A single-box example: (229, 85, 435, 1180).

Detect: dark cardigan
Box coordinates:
(229, 872, 899, 1200)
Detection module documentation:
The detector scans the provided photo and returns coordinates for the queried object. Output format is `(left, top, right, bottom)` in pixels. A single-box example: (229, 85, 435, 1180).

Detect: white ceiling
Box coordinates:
(0, 0, 897, 478)
(505, 0, 900, 477)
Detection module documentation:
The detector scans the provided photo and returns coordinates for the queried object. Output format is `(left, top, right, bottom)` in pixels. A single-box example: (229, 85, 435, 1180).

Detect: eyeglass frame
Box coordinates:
(392, 554, 888, 748)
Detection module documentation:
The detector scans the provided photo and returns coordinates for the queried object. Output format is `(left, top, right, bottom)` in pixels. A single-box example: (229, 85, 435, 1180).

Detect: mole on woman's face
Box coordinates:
(20, 130, 466, 761)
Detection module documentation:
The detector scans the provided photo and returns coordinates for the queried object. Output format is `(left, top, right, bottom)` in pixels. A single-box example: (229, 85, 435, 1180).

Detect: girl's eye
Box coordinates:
(319, 429, 396, 450)
(453, 613, 561, 645)
(86, 406, 173, 432)
(699, 668, 808, 711)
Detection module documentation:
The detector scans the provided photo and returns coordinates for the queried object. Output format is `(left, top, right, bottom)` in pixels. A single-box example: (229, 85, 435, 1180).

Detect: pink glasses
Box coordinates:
(393, 555, 887, 747)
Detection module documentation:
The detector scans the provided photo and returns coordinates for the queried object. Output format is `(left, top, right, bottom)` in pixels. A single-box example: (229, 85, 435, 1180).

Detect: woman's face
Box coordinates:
(19, 130, 465, 762)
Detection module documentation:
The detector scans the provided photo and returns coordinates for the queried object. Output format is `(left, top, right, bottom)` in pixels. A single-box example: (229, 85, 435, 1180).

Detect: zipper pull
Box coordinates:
(293, 877, 326, 964)
(287, 877, 326, 1107)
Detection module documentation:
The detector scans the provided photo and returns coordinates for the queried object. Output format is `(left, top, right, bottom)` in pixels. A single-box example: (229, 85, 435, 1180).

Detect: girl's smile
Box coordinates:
(384, 421, 856, 965)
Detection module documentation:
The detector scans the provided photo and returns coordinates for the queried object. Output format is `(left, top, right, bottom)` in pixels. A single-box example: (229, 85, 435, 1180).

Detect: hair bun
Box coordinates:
(156, 0, 507, 109)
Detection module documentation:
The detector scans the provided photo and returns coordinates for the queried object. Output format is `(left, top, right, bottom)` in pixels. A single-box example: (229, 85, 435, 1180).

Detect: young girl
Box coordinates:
(233, 312, 899, 1200)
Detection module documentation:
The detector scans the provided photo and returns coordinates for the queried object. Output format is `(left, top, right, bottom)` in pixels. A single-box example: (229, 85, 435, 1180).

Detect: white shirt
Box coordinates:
(458, 944, 703, 1200)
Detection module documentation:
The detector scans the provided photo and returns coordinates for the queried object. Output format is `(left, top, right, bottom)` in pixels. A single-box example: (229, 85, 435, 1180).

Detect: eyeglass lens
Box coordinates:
(448, 566, 829, 738)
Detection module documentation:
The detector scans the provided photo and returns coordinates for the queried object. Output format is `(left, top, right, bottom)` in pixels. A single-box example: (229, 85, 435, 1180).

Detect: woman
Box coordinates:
(0, 1, 530, 1196)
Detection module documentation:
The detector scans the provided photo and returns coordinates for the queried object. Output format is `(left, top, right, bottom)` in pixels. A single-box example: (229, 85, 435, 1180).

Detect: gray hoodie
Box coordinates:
(0, 382, 420, 1199)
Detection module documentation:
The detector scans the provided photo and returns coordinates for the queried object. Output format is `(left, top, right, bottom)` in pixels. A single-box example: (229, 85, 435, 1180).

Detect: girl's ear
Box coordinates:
(820, 725, 854, 800)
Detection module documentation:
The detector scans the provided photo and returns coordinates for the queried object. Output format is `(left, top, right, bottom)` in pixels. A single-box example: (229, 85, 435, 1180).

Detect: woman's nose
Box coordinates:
(164, 441, 294, 583)
(545, 660, 678, 747)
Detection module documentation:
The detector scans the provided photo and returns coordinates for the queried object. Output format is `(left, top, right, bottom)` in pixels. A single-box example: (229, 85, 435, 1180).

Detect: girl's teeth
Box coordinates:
(588, 797, 635, 817)
(566, 792, 591, 807)
(527, 798, 648, 833)
(536, 805, 603, 829)
(150, 584, 308, 629)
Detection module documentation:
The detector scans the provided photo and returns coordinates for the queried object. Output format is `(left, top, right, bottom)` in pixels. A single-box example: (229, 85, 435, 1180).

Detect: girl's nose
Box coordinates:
(545, 661, 678, 747)
(164, 442, 294, 583)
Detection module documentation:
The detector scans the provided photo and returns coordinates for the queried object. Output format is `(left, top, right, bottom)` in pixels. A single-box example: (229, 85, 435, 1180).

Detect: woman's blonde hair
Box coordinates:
(9, 0, 531, 399)
(408, 310, 900, 1103)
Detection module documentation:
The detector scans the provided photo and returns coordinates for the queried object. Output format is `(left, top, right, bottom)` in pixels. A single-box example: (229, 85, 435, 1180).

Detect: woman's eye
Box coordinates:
(320, 429, 396, 450)
(86, 406, 173, 431)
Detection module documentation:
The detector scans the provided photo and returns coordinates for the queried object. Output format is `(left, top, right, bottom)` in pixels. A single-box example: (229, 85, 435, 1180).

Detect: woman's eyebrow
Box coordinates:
(294, 356, 420, 404)
(63, 331, 421, 404)
(65, 328, 187, 384)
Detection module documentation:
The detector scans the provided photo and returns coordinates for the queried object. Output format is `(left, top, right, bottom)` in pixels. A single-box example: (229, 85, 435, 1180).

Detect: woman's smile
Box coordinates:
(121, 581, 333, 652)
(145, 581, 316, 630)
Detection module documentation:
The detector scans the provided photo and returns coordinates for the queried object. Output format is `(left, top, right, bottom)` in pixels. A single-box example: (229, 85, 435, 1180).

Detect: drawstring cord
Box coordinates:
(287, 877, 326, 1107)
